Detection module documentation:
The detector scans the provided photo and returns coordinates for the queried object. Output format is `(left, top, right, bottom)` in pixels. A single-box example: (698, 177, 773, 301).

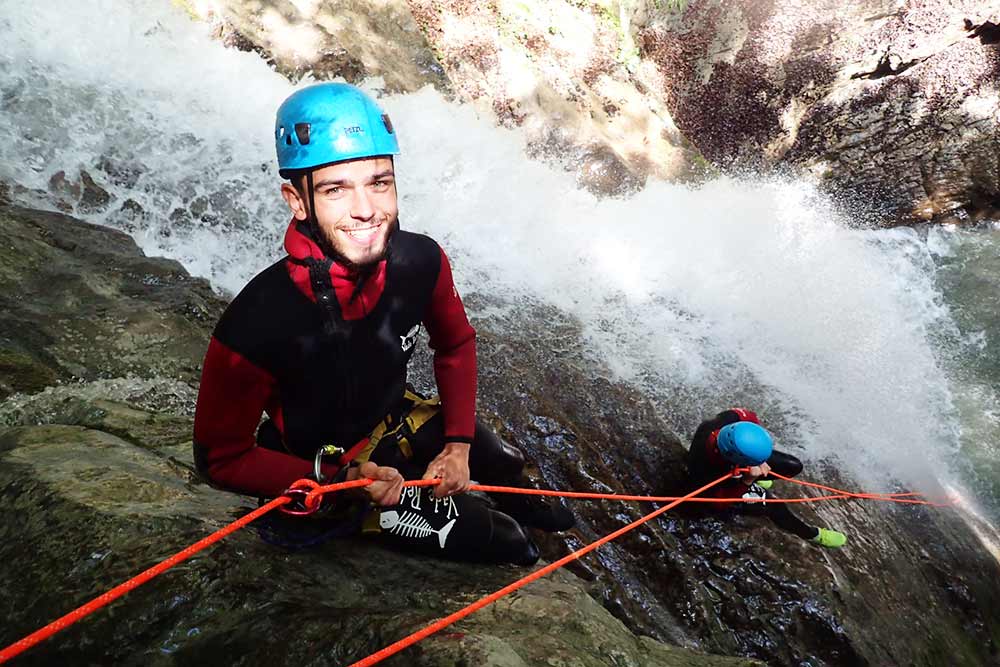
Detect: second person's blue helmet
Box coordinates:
(716, 422, 773, 466)
(275, 82, 399, 178)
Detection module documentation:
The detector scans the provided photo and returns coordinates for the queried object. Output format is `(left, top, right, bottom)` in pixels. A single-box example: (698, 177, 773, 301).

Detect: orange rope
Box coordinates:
(346, 471, 737, 667)
(768, 471, 958, 507)
(0, 495, 289, 664)
(0, 478, 372, 665)
(0, 468, 956, 664)
(471, 484, 860, 504)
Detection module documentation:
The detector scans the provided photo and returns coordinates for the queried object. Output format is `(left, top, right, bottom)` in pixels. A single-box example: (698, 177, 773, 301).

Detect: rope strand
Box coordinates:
(347, 471, 737, 667)
(0, 469, 957, 664)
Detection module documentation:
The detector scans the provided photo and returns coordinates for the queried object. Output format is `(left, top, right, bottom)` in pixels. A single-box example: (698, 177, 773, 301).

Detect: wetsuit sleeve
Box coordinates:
(193, 337, 329, 498)
(423, 246, 477, 443)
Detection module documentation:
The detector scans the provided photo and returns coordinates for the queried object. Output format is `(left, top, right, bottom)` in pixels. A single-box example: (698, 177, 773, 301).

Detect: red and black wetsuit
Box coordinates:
(193, 219, 559, 565)
(687, 409, 818, 540)
(687, 407, 765, 493)
(193, 219, 476, 499)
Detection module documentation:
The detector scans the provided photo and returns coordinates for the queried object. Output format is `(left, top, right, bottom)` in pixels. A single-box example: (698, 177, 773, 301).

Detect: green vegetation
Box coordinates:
(594, 1, 640, 69)
(652, 0, 688, 10)
(170, 0, 202, 21)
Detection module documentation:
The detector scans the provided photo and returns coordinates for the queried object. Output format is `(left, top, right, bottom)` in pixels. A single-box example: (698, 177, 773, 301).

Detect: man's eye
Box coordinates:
(322, 187, 341, 195)
(373, 180, 391, 189)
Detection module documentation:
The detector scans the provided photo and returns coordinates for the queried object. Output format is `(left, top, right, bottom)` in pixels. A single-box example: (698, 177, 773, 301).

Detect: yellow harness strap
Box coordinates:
(352, 390, 441, 464)
(359, 391, 442, 534)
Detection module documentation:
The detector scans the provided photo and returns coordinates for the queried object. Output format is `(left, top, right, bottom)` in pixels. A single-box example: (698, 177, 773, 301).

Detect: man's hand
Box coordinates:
(349, 461, 404, 506)
(743, 461, 772, 485)
(422, 442, 471, 498)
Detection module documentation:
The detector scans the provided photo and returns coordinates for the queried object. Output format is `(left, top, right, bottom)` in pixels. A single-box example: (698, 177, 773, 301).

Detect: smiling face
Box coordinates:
(281, 156, 398, 270)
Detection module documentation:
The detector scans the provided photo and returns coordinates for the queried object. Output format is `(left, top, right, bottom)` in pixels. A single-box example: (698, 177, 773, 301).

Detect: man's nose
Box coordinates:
(351, 188, 375, 220)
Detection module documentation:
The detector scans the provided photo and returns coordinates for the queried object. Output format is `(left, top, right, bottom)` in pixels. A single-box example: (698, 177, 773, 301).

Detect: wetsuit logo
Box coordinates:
(379, 511, 456, 548)
(379, 486, 460, 548)
(400, 324, 420, 351)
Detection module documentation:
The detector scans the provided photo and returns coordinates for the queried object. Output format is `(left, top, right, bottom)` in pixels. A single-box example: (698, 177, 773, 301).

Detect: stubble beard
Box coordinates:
(316, 214, 396, 274)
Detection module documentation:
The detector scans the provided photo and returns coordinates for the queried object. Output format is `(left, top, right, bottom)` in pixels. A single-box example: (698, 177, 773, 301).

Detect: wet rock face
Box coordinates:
(0, 401, 763, 663)
(0, 205, 223, 399)
(3, 205, 1000, 665)
(0, 206, 759, 666)
(419, 294, 1000, 666)
(636, 0, 1000, 224)
(0, 421, 761, 667)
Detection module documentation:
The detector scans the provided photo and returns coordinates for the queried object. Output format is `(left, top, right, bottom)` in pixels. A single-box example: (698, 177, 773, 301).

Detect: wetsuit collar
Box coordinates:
(284, 218, 327, 262)
(283, 218, 388, 317)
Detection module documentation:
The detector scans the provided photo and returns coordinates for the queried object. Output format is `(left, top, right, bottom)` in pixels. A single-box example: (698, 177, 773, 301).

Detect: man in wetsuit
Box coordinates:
(193, 83, 572, 565)
(687, 408, 847, 548)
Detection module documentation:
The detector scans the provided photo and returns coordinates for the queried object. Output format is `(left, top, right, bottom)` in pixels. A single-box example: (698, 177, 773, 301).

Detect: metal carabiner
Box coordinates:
(314, 444, 345, 484)
(280, 479, 323, 516)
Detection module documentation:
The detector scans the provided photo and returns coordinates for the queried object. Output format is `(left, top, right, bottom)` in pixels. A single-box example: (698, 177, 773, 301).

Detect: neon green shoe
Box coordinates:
(756, 480, 773, 490)
(812, 528, 847, 548)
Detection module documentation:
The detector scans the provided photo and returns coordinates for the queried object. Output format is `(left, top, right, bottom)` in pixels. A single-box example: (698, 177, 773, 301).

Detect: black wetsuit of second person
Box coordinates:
(687, 408, 819, 540)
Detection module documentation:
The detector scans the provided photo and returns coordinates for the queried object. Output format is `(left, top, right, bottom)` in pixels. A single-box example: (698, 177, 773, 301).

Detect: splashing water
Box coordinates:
(2, 0, 998, 509)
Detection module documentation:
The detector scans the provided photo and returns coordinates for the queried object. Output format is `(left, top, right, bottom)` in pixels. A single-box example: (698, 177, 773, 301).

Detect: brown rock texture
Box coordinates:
(636, 0, 1000, 223)
(184, 0, 707, 196)
(183, 0, 450, 92)
(183, 0, 997, 221)
(403, 0, 707, 194)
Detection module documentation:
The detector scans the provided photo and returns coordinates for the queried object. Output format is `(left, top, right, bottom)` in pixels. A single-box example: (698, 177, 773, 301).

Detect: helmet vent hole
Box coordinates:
(285, 134, 292, 146)
(295, 123, 311, 145)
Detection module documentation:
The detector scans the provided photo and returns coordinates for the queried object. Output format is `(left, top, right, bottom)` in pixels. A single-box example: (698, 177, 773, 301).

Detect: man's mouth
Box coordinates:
(340, 221, 383, 246)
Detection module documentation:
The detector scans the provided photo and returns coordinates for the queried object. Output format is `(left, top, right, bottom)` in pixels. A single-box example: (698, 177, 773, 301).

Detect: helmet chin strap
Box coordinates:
(305, 171, 318, 232)
(294, 171, 336, 261)
(300, 171, 336, 258)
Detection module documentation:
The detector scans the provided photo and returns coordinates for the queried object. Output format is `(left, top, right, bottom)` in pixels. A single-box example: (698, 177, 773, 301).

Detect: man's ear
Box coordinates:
(281, 182, 309, 221)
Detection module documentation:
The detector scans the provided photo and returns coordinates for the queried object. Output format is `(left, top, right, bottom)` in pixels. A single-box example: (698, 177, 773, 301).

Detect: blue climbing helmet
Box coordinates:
(716, 421, 773, 466)
(274, 82, 399, 178)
